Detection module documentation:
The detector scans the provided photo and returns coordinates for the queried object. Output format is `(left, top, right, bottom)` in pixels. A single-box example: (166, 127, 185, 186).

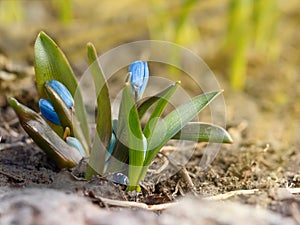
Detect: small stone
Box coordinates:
(106, 172, 129, 185)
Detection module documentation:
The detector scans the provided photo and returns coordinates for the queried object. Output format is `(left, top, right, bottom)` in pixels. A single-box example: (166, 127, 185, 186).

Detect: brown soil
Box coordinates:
(0, 1, 300, 224)
(0, 79, 299, 224)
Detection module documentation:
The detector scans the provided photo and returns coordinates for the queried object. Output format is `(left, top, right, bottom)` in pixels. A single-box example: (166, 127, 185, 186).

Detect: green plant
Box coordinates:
(0, 0, 23, 23)
(0, 0, 73, 24)
(8, 31, 232, 192)
(148, 1, 200, 78)
(148, 0, 199, 46)
(52, 0, 73, 24)
(225, 0, 280, 91)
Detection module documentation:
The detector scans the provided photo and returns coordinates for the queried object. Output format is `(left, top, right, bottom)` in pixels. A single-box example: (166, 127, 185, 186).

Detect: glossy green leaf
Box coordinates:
(87, 43, 112, 149)
(143, 81, 180, 139)
(8, 97, 82, 168)
(144, 90, 223, 167)
(138, 80, 180, 187)
(34, 31, 90, 148)
(85, 43, 112, 178)
(172, 122, 233, 143)
(119, 84, 145, 191)
(137, 82, 181, 119)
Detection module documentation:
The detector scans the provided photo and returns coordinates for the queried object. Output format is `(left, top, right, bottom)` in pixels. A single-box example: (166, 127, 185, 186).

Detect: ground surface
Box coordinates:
(0, 65, 299, 223)
(0, 0, 300, 224)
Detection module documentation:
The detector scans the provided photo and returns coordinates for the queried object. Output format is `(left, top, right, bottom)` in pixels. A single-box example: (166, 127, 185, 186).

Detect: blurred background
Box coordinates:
(0, 0, 299, 150)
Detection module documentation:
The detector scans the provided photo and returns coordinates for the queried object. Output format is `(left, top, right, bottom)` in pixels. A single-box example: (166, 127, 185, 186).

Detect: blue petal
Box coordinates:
(128, 60, 149, 99)
(47, 80, 74, 108)
(66, 137, 86, 157)
(39, 99, 60, 125)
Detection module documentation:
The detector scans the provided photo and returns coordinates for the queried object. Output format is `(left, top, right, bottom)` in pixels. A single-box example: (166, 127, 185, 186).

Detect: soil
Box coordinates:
(0, 58, 299, 224)
(0, 1, 300, 224)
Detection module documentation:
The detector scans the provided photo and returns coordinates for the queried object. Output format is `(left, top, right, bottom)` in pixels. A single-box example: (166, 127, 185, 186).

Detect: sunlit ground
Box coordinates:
(0, 0, 300, 148)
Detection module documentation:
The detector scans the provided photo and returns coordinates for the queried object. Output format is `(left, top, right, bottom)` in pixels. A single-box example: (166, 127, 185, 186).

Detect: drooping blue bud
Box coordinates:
(66, 136, 86, 157)
(46, 80, 74, 108)
(128, 60, 149, 100)
(39, 99, 60, 125)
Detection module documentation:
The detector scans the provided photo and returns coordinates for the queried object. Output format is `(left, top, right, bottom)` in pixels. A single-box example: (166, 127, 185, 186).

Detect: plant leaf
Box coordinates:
(144, 90, 223, 167)
(8, 97, 82, 168)
(143, 81, 180, 139)
(34, 31, 90, 148)
(85, 43, 112, 177)
(172, 122, 233, 143)
(137, 82, 181, 119)
(87, 43, 112, 149)
(119, 84, 145, 191)
(140, 81, 180, 181)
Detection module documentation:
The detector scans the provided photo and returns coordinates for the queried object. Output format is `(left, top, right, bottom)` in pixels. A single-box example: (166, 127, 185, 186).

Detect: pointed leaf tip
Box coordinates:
(34, 30, 91, 148)
(38, 31, 46, 38)
(144, 90, 223, 166)
(172, 122, 233, 144)
(87, 41, 112, 175)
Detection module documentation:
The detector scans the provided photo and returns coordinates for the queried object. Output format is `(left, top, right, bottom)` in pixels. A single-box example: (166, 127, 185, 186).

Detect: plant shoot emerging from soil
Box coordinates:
(8, 31, 232, 192)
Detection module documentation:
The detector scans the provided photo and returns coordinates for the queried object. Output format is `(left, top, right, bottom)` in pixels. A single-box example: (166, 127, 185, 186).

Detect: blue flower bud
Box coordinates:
(39, 99, 60, 125)
(66, 136, 86, 157)
(128, 60, 149, 100)
(46, 80, 74, 108)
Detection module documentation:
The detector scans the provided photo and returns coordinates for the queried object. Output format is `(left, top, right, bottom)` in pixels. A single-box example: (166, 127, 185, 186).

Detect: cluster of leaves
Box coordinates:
(8, 32, 232, 191)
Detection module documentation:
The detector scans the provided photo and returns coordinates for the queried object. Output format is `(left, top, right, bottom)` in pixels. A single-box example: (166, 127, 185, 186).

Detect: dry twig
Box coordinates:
(204, 189, 260, 200)
(158, 152, 197, 196)
(85, 188, 300, 211)
(86, 191, 178, 211)
(0, 170, 24, 182)
(147, 155, 169, 174)
(203, 188, 300, 201)
(287, 188, 300, 194)
(178, 166, 197, 195)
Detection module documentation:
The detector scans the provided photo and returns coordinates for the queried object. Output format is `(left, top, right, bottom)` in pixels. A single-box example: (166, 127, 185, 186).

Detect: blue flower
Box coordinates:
(39, 99, 60, 125)
(46, 80, 74, 108)
(40, 80, 74, 125)
(128, 60, 149, 100)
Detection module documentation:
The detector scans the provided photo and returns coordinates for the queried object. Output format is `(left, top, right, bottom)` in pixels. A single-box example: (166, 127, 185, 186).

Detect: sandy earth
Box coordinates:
(0, 1, 300, 224)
